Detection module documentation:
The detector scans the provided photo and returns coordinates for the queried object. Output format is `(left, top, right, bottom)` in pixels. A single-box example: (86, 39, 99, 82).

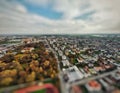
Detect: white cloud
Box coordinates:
(16, 5, 27, 13)
(0, 0, 120, 34)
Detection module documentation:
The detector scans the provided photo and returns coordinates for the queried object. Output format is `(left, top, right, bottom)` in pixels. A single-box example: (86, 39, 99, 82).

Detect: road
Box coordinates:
(71, 69, 119, 86)
(45, 39, 68, 93)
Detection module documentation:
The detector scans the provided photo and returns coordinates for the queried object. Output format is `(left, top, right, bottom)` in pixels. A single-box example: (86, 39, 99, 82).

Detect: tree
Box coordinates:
(19, 54, 32, 64)
(0, 54, 14, 63)
(26, 71, 36, 82)
(0, 77, 13, 86)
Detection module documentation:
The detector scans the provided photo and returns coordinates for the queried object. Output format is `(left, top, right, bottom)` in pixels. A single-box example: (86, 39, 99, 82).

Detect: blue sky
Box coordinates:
(17, 0, 63, 20)
(0, 0, 120, 34)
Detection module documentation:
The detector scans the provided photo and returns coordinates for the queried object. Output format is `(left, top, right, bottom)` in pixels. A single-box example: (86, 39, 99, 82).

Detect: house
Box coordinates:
(85, 80, 102, 93)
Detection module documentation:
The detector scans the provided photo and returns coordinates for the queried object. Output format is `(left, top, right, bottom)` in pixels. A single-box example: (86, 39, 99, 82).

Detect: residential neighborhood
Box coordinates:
(0, 35, 119, 93)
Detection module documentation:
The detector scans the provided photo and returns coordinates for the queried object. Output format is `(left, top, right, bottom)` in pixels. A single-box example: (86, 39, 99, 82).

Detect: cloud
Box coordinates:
(16, 4, 27, 13)
(0, 0, 120, 35)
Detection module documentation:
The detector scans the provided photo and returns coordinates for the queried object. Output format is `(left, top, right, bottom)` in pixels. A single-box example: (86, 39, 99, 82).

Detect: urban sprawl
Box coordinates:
(0, 35, 120, 93)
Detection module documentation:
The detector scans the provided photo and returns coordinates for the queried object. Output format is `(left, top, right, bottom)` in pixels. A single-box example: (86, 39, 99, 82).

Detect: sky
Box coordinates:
(0, 0, 120, 35)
